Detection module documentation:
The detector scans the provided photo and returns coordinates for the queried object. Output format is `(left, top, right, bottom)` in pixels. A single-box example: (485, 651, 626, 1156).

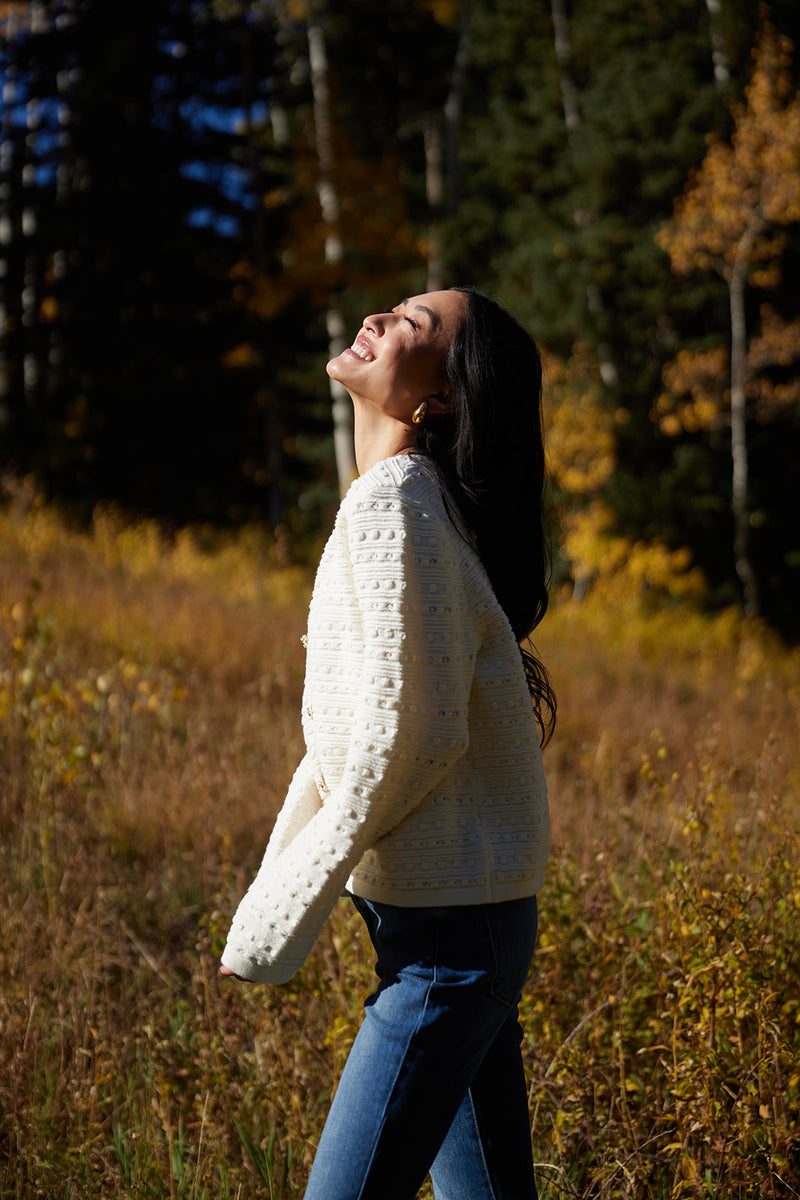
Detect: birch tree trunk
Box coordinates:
(307, 18, 356, 496)
(423, 116, 445, 292)
(704, 0, 731, 89)
(423, 2, 470, 293)
(0, 3, 50, 410)
(550, 0, 581, 135)
(728, 226, 759, 616)
(0, 6, 22, 409)
(444, 0, 470, 217)
(549, 0, 618, 386)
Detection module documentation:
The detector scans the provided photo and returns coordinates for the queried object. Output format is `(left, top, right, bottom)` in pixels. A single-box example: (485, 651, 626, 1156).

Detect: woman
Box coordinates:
(220, 287, 555, 1200)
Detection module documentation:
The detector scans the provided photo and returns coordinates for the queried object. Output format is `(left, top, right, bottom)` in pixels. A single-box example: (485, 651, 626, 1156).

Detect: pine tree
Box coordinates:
(0, 0, 316, 525)
(449, 0, 800, 624)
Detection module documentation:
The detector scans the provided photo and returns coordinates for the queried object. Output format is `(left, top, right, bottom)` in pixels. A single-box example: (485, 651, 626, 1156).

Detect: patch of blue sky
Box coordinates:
(179, 97, 269, 135)
(180, 159, 256, 208)
(26, 128, 64, 157)
(186, 207, 239, 238)
(157, 39, 188, 60)
(34, 163, 57, 186)
(6, 94, 66, 130)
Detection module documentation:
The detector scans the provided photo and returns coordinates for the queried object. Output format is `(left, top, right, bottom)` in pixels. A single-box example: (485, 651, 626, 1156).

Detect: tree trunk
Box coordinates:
(549, 0, 618, 387)
(444, 0, 470, 216)
(423, 2, 470, 292)
(307, 18, 356, 496)
(728, 225, 759, 616)
(704, 0, 730, 89)
(423, 116, 445, 292)
(550, 0, 581, 135)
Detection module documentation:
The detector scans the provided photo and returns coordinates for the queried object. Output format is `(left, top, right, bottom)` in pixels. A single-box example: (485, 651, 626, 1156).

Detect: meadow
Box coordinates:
(1, 482, 798, 1199)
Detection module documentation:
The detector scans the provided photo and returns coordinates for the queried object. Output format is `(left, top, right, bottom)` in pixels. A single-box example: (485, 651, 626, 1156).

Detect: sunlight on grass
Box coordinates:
(1, 492, 798, 1197)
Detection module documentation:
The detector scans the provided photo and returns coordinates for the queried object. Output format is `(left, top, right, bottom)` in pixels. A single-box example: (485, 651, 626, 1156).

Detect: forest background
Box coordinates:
(2, 0, 800, 632)
(2, 1, 800, 1198)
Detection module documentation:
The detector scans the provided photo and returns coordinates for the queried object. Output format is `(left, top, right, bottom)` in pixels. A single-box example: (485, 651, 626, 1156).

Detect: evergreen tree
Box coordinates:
(0, 0, 330, 528)
(3, 0, 799, 626)
(449, 0, 800, 626)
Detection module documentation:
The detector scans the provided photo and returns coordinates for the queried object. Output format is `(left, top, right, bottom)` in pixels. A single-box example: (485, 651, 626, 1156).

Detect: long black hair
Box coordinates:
(414, 286, 556, 746)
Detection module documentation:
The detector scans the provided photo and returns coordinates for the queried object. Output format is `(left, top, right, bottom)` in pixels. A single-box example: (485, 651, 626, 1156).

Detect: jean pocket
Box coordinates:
(483, 896, 539, 1007)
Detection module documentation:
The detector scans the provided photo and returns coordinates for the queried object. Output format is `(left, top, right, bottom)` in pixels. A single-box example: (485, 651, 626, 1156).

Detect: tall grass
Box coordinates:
(1, 485, 798, 1199)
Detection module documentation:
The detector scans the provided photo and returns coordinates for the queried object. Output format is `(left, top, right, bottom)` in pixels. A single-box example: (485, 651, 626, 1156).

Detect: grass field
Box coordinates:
(1, 487, 799, 1199)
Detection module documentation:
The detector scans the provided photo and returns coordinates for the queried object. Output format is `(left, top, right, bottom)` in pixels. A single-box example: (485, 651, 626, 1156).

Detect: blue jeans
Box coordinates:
(304, 893, 539, 1200)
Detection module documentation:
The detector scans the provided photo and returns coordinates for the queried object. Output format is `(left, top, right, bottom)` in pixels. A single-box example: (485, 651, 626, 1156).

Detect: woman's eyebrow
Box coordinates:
(400, 300, 441, 331)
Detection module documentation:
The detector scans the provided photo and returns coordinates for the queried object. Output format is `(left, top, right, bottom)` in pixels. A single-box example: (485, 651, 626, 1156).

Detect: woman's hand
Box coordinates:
(219, 963, 247, 981)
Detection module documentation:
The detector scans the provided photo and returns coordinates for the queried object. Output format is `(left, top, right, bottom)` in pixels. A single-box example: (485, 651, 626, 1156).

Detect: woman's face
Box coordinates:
(326, 290, 467, 419)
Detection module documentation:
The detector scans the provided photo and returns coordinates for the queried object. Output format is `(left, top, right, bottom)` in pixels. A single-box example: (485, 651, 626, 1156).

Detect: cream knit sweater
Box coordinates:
(221, 453, 549, 983)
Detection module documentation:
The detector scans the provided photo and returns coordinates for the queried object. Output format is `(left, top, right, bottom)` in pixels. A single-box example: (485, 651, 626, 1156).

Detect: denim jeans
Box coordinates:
(303, 893, 539, 1200)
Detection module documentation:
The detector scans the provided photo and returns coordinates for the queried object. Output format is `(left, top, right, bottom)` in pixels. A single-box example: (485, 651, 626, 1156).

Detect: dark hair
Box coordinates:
(414, 286, 556, 746)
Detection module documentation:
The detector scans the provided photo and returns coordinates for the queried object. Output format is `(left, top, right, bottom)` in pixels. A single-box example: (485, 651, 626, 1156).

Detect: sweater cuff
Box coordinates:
(220, 943, 301, 985)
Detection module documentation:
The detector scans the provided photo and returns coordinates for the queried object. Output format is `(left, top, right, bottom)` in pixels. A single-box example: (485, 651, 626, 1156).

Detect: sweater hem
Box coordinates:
(346, 871, 543, 908)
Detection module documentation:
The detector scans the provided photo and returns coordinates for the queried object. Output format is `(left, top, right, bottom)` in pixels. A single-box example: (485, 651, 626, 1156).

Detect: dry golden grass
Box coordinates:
(1, 488, 798, 1198)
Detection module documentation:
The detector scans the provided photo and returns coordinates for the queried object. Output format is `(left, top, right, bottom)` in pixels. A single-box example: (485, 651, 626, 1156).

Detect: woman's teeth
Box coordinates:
(350, 338, 374, 361)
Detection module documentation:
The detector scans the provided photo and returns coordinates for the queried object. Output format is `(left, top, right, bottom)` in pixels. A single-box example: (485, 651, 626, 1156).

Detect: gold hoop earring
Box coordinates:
(411, 400, 428, 426)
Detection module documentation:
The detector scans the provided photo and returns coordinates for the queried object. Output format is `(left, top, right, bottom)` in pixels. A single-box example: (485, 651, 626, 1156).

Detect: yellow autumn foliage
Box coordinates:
(656, 26, 800, 280)
(563, 502, 707, 604)
(544, 350, 615, 496)
(654, 305, 800, 436)
(2, 485, 799, 1198)
(545, 349, 705, 604)
(652, 346, 728, 436)
(655, 29, 800, 446)
(747, 305, 800, 414)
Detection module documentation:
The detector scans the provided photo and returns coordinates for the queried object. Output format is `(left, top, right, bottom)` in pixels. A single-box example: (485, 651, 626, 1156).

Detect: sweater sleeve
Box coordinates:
(256, 752, 321, 866)
(220, 482, 476, 983)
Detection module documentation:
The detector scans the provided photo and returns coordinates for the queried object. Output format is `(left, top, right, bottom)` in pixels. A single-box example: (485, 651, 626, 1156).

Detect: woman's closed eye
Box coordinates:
(384, 306, 418, 331)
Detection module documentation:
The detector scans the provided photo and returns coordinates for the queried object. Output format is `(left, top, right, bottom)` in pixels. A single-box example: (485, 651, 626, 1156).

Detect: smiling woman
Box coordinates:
(326, 291, 468, 448)
(221, 286, 555, 1200)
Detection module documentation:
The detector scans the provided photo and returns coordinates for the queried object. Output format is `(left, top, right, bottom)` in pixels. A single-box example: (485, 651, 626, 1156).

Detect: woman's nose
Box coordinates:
(363, 311, 392, 335)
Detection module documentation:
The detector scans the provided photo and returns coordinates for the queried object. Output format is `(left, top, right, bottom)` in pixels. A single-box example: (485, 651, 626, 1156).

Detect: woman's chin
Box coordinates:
(326, 354, 347, 379)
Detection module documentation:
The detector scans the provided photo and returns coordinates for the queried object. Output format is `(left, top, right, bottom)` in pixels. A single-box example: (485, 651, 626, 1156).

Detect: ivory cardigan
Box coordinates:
(221, 453, 549, 983)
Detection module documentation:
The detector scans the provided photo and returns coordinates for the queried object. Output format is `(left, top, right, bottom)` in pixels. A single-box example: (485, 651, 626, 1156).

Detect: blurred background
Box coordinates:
(4, 8, 800, 1195)
(2, 0, 799, 633)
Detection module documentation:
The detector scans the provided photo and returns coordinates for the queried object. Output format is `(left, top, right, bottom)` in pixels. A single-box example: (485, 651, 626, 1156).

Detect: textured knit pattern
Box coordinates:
(221, 454, 549, 983)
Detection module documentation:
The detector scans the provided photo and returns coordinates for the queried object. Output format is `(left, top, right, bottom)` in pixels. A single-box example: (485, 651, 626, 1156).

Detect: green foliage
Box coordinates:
(0, 0, 337, 530)
(453, 0, 726, 355)
(452, 0, 800, 627)
(3, 2, 800, 625)
(230, 1116, 294, 1196)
